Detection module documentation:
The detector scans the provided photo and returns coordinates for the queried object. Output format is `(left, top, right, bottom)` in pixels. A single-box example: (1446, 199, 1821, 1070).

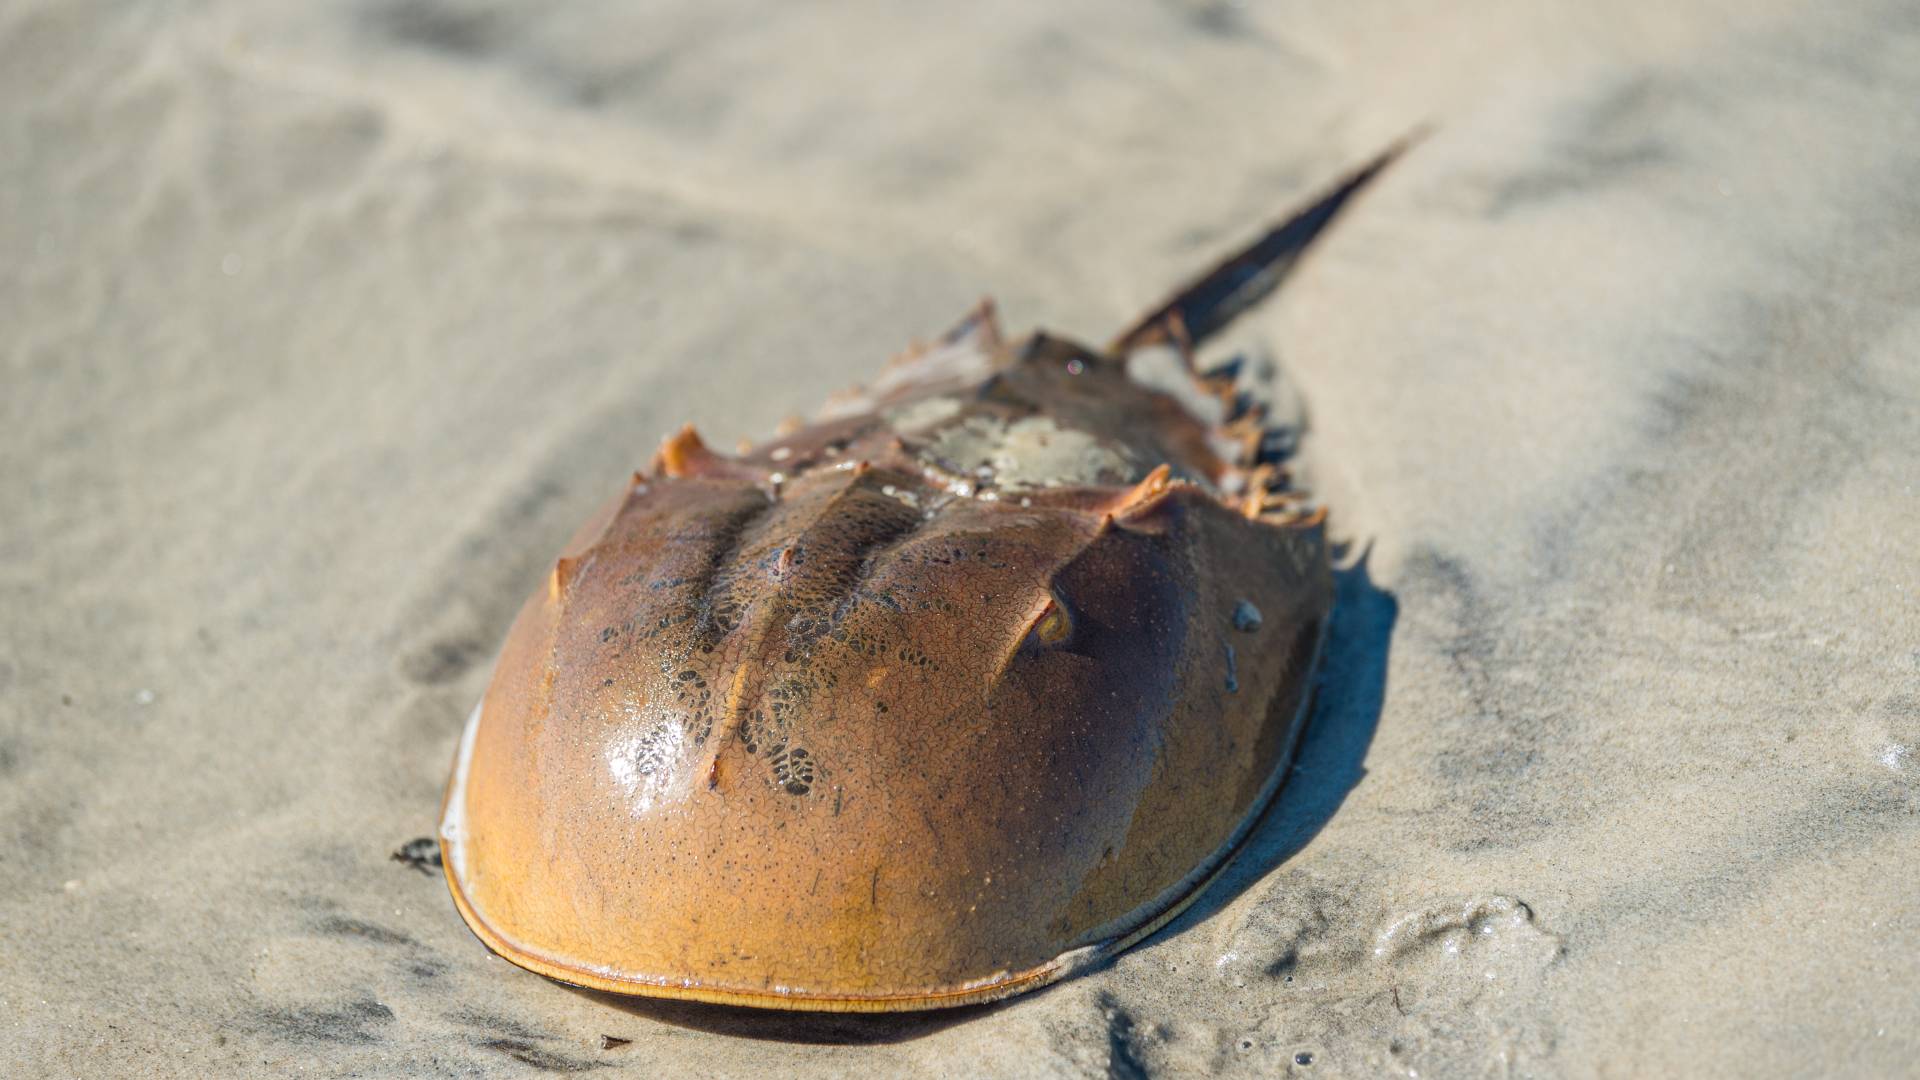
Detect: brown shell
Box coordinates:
(439, 147, 1404, 1010)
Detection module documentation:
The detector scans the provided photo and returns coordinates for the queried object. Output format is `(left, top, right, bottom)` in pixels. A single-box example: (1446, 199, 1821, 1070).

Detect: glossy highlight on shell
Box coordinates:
(438, 145, 1405, 1011)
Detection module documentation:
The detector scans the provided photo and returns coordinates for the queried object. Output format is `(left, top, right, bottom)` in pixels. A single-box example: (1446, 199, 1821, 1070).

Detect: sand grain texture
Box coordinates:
(3, 1, 1917, 1076)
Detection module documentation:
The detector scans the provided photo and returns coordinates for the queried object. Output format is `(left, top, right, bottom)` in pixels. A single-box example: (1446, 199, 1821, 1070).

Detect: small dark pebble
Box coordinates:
(601, 1035, 631, 1050)
(391, 837, 441, 873)
(1295, 1051, 1314, 1066)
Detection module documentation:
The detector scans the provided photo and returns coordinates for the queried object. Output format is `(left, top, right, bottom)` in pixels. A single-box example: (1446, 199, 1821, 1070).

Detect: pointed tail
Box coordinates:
(1109, 132, 1422, 357)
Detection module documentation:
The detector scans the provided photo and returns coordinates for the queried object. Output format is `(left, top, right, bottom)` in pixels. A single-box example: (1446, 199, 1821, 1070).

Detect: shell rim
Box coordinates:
(436, 619, 1328, 1012)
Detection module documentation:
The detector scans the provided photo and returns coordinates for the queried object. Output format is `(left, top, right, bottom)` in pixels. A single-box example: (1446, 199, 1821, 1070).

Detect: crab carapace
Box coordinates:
(439, 143, 1405, 1011)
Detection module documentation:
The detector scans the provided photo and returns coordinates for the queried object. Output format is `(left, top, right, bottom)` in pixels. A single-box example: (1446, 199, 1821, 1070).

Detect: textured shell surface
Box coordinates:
(438, 149, 1402, 1011)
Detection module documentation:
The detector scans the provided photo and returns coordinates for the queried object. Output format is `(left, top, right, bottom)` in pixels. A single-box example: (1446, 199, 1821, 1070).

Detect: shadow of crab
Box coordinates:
(567, 985, 1016, 1044)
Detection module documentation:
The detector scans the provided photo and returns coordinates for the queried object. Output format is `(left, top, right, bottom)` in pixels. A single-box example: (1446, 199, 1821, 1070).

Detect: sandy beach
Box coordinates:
(4, 0, 1917, 1076)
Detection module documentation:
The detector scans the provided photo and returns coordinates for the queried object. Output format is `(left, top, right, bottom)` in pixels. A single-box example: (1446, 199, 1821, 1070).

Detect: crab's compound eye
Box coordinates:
(1029, 592, 1073, 647)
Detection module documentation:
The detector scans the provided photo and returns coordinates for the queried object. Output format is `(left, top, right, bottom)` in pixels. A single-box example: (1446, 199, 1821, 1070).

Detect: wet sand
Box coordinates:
(3, 1, 1917, 1076)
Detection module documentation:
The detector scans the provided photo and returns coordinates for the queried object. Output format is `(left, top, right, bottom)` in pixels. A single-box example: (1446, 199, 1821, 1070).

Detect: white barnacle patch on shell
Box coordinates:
(919, 413, 1137, 494)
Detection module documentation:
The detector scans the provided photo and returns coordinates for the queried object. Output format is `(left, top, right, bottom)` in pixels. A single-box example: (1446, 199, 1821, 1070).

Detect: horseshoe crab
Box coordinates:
(439, 145, 1402, 1011)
